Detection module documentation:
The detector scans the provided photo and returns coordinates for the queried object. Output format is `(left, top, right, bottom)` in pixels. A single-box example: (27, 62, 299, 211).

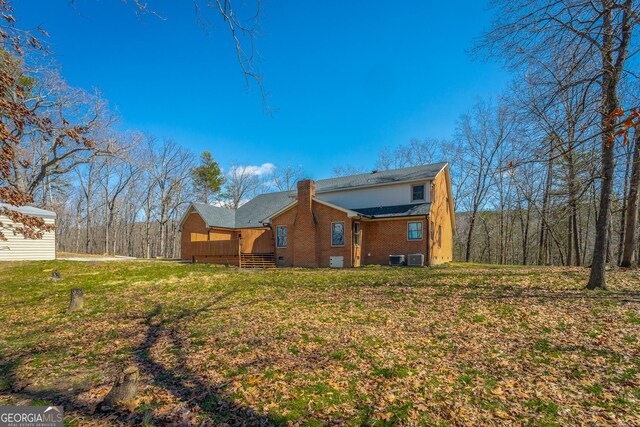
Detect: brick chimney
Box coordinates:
(297, 179, 316, 211)
(293, 179, 317, 267)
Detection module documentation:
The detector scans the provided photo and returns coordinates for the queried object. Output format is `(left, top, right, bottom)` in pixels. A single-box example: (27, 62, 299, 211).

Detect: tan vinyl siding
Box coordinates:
(0, 216, 56, 261)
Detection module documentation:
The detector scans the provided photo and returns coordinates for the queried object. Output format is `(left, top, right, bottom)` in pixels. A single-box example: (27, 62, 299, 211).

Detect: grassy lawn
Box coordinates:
(0, 261, 639, 426)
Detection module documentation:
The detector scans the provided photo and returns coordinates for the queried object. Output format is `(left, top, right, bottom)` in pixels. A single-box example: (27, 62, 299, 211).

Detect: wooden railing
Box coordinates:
(189, 239, 240, 257)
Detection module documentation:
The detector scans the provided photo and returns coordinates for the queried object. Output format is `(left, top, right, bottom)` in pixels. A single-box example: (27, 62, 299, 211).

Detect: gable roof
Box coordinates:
(0, 203, 57, 219)
(182, 162, 448, 229)
(190, 203, 237, 229)
(185, 191, 295, 229)
(235, 191, 294, 227)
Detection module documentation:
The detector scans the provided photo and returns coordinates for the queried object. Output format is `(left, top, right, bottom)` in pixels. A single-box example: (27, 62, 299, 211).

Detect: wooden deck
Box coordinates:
(186, 239, 275, 268)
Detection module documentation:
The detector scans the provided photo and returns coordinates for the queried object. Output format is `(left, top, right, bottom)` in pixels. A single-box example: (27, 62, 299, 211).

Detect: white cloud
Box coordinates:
(229, 162, 275, 177)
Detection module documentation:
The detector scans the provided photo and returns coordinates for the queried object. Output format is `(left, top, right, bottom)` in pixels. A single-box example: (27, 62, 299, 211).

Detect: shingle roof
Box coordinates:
(192, 203, 237, 229)
(351, 203, 431, 219)
(184, 163, 446, 229)
(235, 191, 295, 228)
(314, 162, 447, 192)
(0, 203, 57, 219)
(190, 191, 295, 229)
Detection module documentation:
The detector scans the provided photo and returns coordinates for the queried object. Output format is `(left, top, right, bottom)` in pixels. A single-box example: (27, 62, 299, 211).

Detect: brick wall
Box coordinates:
(362, 218, 427, 265)
(272, 206, 296, 267)
(314, 202, 352, 268)
(272, 168, 454, 268)
(272, 180, 353, 267)
(293, 180, 318, 267)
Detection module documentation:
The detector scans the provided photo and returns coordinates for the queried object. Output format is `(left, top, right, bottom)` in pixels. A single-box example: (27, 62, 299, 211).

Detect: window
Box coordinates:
(331, 222, 345, 246)
(438, 225, 442, 248)
(276, 225, 287, 248)
(408, 221, 423, 240)
(412, 184, 425, 201)
(430, 221, 435, 240)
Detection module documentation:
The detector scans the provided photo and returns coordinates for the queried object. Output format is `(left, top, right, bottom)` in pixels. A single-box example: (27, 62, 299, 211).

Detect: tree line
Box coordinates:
(54, 141, 304, 259)
(2, 1, 640, 289)
(0, 0, 289, 259)
(333, 1, 640, 287)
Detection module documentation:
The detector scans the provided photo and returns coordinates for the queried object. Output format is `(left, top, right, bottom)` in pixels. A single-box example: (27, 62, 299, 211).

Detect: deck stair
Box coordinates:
(240, 253, 276, 268)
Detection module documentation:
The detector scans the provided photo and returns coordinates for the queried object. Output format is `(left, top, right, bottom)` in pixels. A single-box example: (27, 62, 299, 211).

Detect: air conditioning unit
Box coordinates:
(389, 254, 405, 266)
(407, 253, 424, 267)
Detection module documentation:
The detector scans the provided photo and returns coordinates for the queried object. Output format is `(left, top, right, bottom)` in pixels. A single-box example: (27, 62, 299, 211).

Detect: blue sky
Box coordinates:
(16, 1, 509, 180)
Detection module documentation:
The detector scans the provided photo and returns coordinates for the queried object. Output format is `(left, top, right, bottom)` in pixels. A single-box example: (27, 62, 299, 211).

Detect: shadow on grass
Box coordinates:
(135, 296, 279, 426)
(0, 290, 281, 426)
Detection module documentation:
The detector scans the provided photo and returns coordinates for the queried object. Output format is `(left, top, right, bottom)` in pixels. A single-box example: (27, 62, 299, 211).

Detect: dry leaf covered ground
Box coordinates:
(0, 261, 639, 426)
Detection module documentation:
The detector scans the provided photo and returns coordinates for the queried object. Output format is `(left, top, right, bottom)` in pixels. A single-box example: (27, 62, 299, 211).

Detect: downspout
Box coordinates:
(425, 216, 431, 267)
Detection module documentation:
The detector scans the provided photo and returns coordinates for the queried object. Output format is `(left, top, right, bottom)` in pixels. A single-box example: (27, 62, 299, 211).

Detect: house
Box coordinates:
(0, 204, 57, 261)
(180, 163, 454, 267)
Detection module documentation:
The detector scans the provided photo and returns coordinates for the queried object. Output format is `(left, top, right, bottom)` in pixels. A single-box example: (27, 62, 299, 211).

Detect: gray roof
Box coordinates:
(351, 203, 431, 219)
(0, 203, 57, 219)
(192, 203, 237, 229)
(314, 162, 447, 192)
(185, 163, 446, 229)
(235, 191, 294, 228)
(190, 191, 295, 229)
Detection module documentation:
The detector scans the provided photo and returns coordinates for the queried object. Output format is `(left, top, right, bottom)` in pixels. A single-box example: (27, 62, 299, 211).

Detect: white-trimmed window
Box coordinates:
(276, 225, 287, 248)
(411, 184, 425, 202)
(331, 221, 345, 247)
(407, 221, 423, 241)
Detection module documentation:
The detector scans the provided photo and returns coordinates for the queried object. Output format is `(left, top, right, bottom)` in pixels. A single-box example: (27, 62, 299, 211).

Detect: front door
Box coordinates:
(352, 222, 362, 267)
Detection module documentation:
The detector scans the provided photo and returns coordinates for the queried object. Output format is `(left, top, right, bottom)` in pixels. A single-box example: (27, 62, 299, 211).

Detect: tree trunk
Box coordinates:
(572, 207, 581, 266)
(620, 127, 640, 267)
(567, 216, 573, 266)
(587, 1, 630, 289)
(537, 143, 554, 265)
(465, 213, 477, 262)
(67, 288, 84, 313)
(100, 366, 139, 410)
(617, 143, 632, 264)
(522, 207, 530, 265)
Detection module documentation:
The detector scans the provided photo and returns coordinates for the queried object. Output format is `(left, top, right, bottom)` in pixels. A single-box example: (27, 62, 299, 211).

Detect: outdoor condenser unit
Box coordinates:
(389, 254, 405, 266)
(407, 253, 425, 267)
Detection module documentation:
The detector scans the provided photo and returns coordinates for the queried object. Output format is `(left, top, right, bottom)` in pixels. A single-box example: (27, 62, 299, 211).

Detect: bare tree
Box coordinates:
(97, 134, 141, 254)
(620, 126, 640, 266)
(479, 0, 639, 289)
(146, 138, 194, 258)
(376, 138, 444, 171)
(456, 99, 515, 262)
(223, 164, 264, 208)
(271, 163, 305, 191)
(331, 165, 368, 177)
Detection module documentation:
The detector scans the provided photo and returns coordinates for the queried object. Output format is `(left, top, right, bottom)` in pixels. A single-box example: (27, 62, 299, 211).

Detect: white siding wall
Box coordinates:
(0, 216, 56, 261)
(316, 180, 431, 209)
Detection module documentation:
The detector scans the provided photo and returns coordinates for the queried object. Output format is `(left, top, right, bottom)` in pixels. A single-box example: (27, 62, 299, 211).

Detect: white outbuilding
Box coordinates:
(0, 204, 57, 261)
